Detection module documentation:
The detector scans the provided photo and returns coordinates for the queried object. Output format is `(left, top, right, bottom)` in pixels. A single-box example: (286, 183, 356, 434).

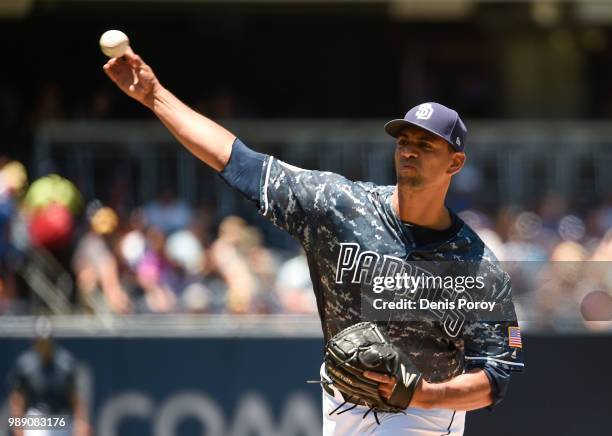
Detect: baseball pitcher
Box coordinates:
(104, 47, 524, 435)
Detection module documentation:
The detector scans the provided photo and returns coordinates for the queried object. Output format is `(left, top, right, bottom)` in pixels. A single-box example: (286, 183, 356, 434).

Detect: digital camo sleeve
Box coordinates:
(259, 156, 351, 242)
(219, 138, 352, 243)
(463, 272, 524, 407)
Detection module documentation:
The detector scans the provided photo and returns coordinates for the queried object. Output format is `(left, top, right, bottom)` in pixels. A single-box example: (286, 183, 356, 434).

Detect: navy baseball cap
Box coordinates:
(384, 102, 467, 152)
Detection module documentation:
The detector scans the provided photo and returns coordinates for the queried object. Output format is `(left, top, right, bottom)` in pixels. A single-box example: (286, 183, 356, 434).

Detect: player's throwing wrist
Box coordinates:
(148, 82, 168, 111)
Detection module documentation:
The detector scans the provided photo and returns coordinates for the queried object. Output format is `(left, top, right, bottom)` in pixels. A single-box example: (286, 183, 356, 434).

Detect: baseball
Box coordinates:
(99, 30, 130, 58)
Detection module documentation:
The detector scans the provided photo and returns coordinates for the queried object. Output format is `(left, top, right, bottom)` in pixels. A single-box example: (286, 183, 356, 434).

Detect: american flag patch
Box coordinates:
(508, 326, 522, 348)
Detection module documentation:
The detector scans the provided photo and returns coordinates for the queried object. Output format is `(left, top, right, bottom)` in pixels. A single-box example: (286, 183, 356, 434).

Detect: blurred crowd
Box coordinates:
(1, 157, 612, 329)
(458, 196, 612, 330)
(0, 159, 315, 316)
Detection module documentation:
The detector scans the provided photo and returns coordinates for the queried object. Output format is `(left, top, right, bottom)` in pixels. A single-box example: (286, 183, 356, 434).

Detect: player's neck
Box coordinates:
(392, 185, 451, 230)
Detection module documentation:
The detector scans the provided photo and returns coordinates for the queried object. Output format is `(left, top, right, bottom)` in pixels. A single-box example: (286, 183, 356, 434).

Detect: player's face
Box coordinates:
(394, 126, 465, 188)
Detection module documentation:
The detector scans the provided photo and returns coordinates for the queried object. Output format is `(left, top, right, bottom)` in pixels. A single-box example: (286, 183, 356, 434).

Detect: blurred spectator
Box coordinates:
(591, 229, 612, 261)
(164, 228, 213, 313)
(532, 241, 589, 328)
(276, 250, 316, 314)
(182, 282, 214, 314)
(2, 166, 612, 330)
(22, 174, 82, 253)
(502, 210, 550, 261)
(538, 193, 568, 231)
(205, 216, 283, 313)
(208, 216, 257, 314)
(0, 160, 28, 198)
(22, 174, 82, 215)
(0, 159, 28, 314)
(118, 208, 148, 270)
(72, 202, 131, 314)
(29, 203, 74, 251)
(144, 188, 192, 234)
(7, 318, 91, 436)
(165, 229, 205, 276)
(134, 226, 177, 313)
(239, 226, 281, 313)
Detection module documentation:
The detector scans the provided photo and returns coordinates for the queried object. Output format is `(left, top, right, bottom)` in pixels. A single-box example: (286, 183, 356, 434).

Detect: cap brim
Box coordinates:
(384, 119, 458, 150)
(384, 119, 414, 138)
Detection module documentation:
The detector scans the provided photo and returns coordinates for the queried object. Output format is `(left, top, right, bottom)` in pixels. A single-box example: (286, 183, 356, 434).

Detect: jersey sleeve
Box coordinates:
(463, 272, 525, 373)
(219, 138, 267, 206)
(462, 272, 524, 407)
(259, 156, 354, 242)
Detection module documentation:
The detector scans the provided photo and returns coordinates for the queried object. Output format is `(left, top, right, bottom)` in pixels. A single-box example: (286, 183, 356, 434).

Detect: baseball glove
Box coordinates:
(324, 322, 422, 418)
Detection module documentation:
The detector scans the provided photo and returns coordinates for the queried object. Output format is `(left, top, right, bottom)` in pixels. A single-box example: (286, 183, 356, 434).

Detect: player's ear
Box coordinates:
(447, 152, 466, 176)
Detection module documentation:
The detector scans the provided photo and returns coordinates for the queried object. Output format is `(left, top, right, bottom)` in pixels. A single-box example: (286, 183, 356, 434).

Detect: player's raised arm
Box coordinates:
(103, 45, 354, 240)
(103, 47, 234, 172)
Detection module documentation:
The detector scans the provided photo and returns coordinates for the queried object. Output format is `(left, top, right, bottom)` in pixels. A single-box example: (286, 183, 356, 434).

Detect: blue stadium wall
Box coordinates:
(0, 335, 610, 436)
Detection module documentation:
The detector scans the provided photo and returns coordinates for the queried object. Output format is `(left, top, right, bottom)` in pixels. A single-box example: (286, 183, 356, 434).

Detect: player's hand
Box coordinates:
(363, 370, 397, 400)
(103, 47, 160, 109)
(365, 370, 434, 407)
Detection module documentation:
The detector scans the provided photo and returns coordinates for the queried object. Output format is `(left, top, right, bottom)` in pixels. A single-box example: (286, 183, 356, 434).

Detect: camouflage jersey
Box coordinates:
(257, 156, 524, 383)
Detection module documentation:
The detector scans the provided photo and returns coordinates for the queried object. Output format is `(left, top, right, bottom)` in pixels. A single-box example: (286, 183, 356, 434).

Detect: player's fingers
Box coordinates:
(124, 46, 144, 68)
(103, 59, 117, 75)
(129, 83, 145, 94)
(380, 390, 392, 400)
(138, 64, 154, 77)
(103, 67, 127, 90)
(129, 76, 148, 95)
(379, 384, 393, 396)
(103, 58, 123, 78)
(363, 371, 392, 383)
(102, 58, 114, 72)
(103, 63, 120, 83)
